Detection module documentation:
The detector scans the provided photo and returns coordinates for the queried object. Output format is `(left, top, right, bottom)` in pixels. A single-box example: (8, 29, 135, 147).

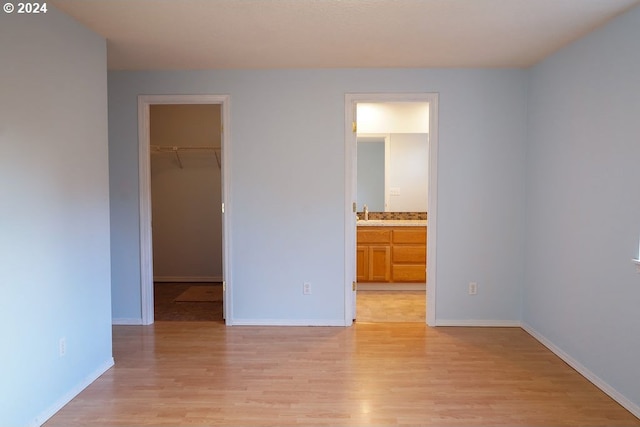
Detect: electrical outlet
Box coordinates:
(468, 282, 478, 295)
(303, 282, 312, 295)
(59, 337, 66, 357)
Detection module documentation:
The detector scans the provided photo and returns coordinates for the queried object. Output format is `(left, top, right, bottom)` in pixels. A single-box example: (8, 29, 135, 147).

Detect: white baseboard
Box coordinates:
(32, 358, 114, 427)
(435, 319, 522, 327)
(112, 318, 143, 325)
(154, 276, 222, 282)
(229, 318, 347, 326)
(522, 323, 640, 419)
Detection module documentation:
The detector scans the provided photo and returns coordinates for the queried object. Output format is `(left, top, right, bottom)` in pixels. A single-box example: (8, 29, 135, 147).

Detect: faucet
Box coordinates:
(363, 204, 369, 221)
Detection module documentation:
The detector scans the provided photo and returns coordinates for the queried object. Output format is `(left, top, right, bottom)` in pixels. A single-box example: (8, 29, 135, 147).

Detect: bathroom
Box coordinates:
(355, 102, 429, 322)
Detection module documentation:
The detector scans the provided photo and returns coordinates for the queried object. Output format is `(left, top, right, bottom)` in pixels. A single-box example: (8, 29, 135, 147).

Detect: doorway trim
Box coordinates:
(345, 93, 439, 326)
(138, 94, 232, 325)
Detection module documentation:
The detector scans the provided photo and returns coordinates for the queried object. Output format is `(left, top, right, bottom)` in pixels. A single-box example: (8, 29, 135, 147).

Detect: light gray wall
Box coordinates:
(0, 7, 112, 427)
(108, 68, 527, 325)
(524, 6, 640, 413)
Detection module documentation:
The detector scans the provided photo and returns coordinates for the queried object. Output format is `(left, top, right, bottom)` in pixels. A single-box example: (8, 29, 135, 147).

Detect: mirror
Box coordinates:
(356, 102, 429, 213)
(357, 133, 428, 212)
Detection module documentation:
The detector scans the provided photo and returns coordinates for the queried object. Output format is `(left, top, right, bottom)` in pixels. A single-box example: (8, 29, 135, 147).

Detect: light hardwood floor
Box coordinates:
(152, 285, 424, 323)
(356, 290, 426, 323)
(44, 321, 639, 426)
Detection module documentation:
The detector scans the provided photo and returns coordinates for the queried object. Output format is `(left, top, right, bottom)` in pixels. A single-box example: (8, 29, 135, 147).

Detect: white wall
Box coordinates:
(387, 133, 428, 212)
(524, 5, 640, 415)
(108, 68, 527, 325)
(0, 7, 113, 427)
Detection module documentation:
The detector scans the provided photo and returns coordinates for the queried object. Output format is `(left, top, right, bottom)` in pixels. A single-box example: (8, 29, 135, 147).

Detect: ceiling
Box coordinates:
(52, 0, 640, 70)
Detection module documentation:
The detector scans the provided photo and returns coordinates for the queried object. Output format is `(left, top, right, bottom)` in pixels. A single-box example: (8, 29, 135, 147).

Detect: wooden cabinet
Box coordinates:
(356, 228, 391, 282)
(357, 226, 426, 283)
(391, 227, 426, 282)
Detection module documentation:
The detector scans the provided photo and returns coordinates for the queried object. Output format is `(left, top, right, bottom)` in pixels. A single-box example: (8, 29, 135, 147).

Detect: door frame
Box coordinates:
(344, 93, 439, 326)
(138, 94, 232, 325)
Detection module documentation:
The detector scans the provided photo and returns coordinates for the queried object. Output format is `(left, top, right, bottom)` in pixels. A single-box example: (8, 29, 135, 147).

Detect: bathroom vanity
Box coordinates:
(356, 220, 427, 283)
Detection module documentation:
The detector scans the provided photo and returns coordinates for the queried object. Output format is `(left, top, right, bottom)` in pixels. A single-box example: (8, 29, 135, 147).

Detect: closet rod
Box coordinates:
(150, 145, 220, 151)
(151, 145, 221, 169)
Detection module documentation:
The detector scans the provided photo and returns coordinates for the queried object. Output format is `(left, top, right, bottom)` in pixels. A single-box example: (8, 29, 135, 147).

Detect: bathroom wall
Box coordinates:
(387, 133, 428, 212)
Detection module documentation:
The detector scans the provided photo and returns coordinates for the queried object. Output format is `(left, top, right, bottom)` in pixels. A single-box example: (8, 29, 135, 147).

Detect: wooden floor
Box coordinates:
(44, 322, 639, 426)
(356, 290, 426, 323)
(154, 283, 424, 323)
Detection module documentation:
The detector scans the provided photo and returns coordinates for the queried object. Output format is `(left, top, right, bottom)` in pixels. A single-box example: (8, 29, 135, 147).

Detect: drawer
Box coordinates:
(392, 228, 426, 244)
(392, 264, 426, 282)
(357, 228, 392, 244)
(392, 245, 426, 263)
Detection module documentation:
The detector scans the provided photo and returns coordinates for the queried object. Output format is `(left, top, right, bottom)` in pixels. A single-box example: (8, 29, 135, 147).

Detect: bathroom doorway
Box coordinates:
(344, 93, 439, 325)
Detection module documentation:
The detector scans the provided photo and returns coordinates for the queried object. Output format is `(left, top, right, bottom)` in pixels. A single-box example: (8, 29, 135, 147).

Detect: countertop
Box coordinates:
(356, 219, 427, 227)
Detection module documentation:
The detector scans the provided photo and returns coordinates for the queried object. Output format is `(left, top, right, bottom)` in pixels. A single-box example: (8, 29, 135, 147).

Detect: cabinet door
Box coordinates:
(356, 246, 369, 282)
(369, 245, 391, 282)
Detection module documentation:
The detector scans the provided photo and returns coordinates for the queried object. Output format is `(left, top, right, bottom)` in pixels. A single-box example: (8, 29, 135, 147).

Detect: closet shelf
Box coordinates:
(151, 145, 221, 169)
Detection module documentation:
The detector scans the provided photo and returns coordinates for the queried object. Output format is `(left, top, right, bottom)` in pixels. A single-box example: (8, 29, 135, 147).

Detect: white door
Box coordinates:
(344, 96, 358, 323)
(351, 118, 358, 320)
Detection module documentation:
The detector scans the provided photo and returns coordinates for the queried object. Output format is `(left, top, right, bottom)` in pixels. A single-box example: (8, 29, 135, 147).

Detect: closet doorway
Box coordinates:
(138, 95, 231, 325)
(150, 104, 223, 321)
